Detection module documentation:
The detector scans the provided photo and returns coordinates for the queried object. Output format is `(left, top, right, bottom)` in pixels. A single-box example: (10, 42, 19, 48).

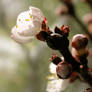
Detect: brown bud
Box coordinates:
(71, 34, 88, 50)
(56, 61, 72, 79)
(72, 48, 89, 61)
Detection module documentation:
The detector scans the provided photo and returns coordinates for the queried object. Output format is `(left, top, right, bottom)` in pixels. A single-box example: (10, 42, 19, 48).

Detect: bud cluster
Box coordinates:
(36, 20, 92, 90)
(11, 5, 92, 92)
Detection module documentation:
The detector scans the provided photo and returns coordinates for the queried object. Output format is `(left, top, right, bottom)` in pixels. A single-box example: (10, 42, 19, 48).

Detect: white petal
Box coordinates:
(11, 27, 34, 44)
(17, 24, 36, 36)
(18, 20, 41, 36)
(47, 79, 69, 92)
(17, 11, 32, 26)
(49, 63, 57, 74)
(29, 6, 44, 22)
(16, 6, 43, 37)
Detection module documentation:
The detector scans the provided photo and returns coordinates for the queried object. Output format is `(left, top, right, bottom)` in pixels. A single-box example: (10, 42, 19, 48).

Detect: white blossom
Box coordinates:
(11, 6, 44, 44)
(46, 77, 69, 92)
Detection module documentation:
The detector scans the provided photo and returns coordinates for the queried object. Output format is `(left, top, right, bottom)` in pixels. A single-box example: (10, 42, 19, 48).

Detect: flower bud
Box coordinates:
(56, 61, 72, 79)
(71, 34, 88, 50)
(72, 48, 89, 61)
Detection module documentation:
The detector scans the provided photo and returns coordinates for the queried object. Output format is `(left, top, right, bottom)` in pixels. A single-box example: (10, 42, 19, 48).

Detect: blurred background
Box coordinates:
(0, 0, 92, 92)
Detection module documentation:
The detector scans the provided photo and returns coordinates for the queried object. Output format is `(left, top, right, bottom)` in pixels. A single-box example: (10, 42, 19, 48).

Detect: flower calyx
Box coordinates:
(37, 24, 70, 50)
(36, 20, 52, 41)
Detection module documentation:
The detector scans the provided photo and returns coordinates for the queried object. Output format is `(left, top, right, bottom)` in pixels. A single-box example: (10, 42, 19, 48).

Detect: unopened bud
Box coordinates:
(56, 61, 72, 79)
(71, 34, 88, 50)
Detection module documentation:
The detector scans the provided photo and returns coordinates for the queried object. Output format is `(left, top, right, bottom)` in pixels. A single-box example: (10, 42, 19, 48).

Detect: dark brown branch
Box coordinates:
(60, 48, 80, 71)
(59, 48, 92, 86)
(73, 15, 92, 41)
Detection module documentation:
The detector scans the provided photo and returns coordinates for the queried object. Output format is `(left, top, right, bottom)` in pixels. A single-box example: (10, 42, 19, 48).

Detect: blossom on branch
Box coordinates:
(11, 6, 44, 44)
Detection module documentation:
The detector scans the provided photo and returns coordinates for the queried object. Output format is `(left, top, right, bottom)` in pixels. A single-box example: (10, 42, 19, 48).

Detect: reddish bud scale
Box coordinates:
(50, 54, 62, 65)
(54, 25, 70, 37)
(56, 61, 72, 79)
(36, 20, 52, 42)
(36, 31, 46, 41)
(43, 16, 47, 24)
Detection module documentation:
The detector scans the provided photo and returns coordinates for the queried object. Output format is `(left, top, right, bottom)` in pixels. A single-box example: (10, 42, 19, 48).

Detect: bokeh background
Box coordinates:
(0, 0, 92, 92)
